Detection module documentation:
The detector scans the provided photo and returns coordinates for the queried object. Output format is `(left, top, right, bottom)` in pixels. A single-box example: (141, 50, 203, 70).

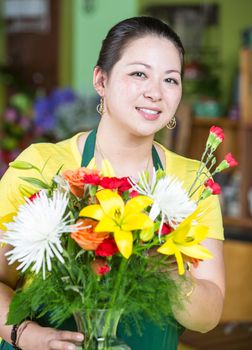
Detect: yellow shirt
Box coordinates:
(0, 132, 224, 240)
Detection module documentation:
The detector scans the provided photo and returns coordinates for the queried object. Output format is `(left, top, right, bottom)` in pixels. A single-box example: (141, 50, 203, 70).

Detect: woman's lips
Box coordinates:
(136, 107, 161, 121)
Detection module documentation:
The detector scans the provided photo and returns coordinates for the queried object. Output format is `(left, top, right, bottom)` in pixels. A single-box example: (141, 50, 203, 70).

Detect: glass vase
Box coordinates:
(74, 309, 131, 350)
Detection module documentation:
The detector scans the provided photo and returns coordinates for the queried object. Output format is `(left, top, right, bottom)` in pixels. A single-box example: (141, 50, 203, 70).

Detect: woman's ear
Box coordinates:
(93, 66, 107, 96)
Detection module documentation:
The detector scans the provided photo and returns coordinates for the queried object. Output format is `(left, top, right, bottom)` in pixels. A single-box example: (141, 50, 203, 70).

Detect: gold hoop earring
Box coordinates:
(96, 97, 104, 115)
(166, 116, 176, 129)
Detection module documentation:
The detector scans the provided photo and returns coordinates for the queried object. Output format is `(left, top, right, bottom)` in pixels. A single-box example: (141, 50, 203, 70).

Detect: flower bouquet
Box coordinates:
(0, 126, 238, 350)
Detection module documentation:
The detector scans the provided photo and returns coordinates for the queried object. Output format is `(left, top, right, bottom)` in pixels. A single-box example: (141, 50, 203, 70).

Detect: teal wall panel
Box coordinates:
(72, 0, 138, 95)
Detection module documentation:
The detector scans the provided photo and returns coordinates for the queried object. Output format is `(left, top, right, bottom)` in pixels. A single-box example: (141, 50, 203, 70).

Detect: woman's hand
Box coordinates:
(146, 247, 186, 274)
(18, 321, 84, 350)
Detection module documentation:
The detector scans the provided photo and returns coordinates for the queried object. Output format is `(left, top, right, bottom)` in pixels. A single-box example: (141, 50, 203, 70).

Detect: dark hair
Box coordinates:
(96, 16, 185, 76)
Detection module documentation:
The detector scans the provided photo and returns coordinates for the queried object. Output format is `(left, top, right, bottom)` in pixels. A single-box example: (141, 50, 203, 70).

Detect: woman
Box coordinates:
(0, 17, 225, 350)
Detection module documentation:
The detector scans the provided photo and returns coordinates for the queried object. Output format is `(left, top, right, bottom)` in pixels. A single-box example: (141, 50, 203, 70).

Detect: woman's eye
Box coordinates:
(165, 78, 179, 85)
(131, 72, 146, 78)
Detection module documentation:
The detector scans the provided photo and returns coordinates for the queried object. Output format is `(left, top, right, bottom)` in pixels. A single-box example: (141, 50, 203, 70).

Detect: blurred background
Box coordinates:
(0, 0, 252, 348)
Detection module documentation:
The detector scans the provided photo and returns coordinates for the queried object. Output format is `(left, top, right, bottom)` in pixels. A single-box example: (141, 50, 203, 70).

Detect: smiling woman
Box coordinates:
(0, 16, 225, 350)
(93, 35, 182, 145)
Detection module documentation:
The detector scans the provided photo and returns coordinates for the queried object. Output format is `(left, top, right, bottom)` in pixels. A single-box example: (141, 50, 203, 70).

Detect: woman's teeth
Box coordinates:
(138, 108, 160, 115)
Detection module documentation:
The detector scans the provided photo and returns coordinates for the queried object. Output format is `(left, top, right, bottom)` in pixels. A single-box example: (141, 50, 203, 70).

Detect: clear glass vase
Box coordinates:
(74, 309, 131, 350)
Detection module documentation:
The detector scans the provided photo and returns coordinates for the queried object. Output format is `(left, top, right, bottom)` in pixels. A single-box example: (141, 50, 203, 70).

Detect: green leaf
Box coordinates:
(56, 164, 64, 175)
(64, 285, 82, 294)
(9, 160, 38, 170)
(19, 177, 50, 189)
(7, 292, 31, 324)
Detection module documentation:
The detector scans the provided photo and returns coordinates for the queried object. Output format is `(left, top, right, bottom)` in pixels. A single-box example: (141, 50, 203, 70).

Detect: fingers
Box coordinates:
(49, 340, 76, 350)
(49, 330, 84, 350)
(49, 339, 75, 350)
(16, 321, 85, 350)
(57, 330, 84, 342)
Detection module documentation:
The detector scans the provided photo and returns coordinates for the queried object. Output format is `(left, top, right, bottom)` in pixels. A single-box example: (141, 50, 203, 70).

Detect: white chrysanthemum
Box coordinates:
(130, 169, 197, 235)
(1, 189, 78, 278)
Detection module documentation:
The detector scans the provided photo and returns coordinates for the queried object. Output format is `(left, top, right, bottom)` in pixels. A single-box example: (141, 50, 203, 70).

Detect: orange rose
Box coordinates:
(63, 168, 99, 198)
(71, 218, 109, 250)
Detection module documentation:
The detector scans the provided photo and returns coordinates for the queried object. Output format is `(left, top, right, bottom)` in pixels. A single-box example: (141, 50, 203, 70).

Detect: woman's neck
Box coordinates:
(95, 119, 154, 178)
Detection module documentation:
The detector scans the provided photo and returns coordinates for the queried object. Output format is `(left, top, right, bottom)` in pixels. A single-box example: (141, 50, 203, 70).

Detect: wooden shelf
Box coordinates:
(189, 116, 239, 166)
(240, 121, 252, 130)
(192, 117, 238, 129)
(224, 216, 252, 229)
(189, 50, 252, 234)
(192, 117, 252, 131)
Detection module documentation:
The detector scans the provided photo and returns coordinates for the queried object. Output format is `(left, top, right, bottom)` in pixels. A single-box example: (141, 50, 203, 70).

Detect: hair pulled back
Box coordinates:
(96, 16, 185, 76)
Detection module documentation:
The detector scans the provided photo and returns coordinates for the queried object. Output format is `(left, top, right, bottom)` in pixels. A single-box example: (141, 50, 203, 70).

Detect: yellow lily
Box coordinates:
(0, 213, 15, 231)
(0, 213, 15, 248)
(157, 209, 212, 275)
(80, 189, 153, 258)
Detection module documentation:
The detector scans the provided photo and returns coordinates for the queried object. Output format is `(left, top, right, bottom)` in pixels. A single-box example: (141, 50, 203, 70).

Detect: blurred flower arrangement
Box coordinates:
(0, 126, 238, 349)
(0, 94, 34, 176)
(33, 88, 99, 140)
(0, 88, 100, 177)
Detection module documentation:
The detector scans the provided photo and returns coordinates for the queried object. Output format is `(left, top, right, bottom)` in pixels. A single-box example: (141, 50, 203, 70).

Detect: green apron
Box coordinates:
(1, 128, 182, 350)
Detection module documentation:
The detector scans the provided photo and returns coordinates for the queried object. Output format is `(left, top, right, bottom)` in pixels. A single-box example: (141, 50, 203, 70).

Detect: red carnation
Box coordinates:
(210, 126, 225, 141)
(83, 173, 101, 186)
(63, 168, 100, 197)
(206, 126, 225, 151)
(200, 178, 221, 200)
(29, 192, 41, 202)
(91, 258, 111, 276)
(100, 177, 132, 193)
(215, 153, 238, 173)
(224, 153, 238, 167)
(158, 223, 173, 236)
(129, 190, 139, 198)
(204, 178, 221, 195)
(95, 237, 119, 257)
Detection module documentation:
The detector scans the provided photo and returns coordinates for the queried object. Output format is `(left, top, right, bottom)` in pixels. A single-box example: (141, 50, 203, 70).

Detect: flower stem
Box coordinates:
(101, 259, 128, 337)
(188, 148, 215, 198)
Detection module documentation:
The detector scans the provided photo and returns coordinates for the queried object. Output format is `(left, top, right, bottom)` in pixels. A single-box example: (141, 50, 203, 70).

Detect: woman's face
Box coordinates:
(98, 35, 182, 137)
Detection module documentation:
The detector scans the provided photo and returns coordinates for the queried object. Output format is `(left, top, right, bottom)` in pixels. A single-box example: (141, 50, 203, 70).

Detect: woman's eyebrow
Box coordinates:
(127, 62, 151, 68)
(127, 62, 181, 75)
(165, 69, 181, 75)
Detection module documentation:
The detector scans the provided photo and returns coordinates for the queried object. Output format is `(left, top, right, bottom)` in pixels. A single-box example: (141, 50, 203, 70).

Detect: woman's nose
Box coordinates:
(143, 80, 162, 101)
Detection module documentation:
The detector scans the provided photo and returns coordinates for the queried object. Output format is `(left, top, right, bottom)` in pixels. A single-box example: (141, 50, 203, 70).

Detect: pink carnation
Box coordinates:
(224, 153, 238, 167)
(207, 126, 225, 151)
(210, 126, 225, 141)
(204, 178, 221, 195)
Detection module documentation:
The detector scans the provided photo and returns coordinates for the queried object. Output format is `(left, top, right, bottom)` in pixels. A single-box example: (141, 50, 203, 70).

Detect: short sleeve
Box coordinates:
(0, 135, 81, 220)
(0, 145, 46, 218)
(197, 193, 224, 240)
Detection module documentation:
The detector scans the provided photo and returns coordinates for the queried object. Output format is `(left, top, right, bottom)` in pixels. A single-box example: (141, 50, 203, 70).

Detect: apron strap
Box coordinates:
(81, 128, 164, 171)
(152, 145, 164, 171)
(81, 128, 97, 167)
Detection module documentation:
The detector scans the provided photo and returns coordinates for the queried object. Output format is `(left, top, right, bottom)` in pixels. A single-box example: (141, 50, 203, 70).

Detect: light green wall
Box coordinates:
(72, 0, 138, 95)
(0, 2, 6, 111)
(59, 0, 73, 87)
(139, 0, 252, 107)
